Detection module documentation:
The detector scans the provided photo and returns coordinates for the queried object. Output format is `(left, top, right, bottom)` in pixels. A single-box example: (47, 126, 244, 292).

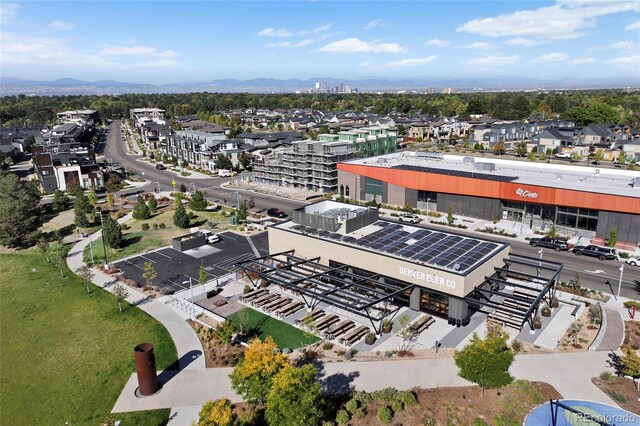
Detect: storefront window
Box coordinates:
(364, 178, 383, 199)
(420, 290, 449, 316)
(556, 213, 577, 227)
(418, 191, 438, 203)
(555, 206, 599, 231)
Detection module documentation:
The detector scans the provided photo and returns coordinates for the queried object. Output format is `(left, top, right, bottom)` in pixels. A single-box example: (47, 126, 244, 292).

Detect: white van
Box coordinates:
(199, 230, 220, 244)
(217, 169, 235, 177)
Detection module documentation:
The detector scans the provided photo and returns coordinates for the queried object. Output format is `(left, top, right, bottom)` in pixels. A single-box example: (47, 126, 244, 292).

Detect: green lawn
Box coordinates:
(227, 308, 318, 349)
(83, 231, 167, 265)
(0, 253, 178, 425)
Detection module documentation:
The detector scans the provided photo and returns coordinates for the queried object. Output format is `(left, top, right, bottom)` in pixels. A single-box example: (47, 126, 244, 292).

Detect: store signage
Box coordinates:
(399, 266, 456, 289)
(515, 188, 539, 199)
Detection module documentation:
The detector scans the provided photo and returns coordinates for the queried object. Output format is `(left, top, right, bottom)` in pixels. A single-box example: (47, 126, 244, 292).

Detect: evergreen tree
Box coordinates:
(132, 195, 151, 220)
(87, 188, 98, 205)
(214, 154, 233, 170)
(180, 183, 187, 193)
(173, 205, 190, 228)
(0, 174, 42, 247)
(52, 189, 69, 211)
(103, 216, 123, 248)
(147, 195, 158, 214)
(189, 191, 208, 211)
(74, 194, 89, 228)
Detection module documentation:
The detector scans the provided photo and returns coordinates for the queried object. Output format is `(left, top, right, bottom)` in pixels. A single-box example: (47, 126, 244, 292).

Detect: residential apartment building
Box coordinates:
(161, 130, 240, 171)
(253, 126, 397, 193)
(57, 109, 99, 126)
(130, 108, 169, 150)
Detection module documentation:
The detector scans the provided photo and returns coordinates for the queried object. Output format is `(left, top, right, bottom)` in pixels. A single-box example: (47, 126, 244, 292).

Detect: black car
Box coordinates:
(155, 164, 166, 170)
(267, 208, 287, 218)
(572, 245, 616, 261)
(529, 236, 569, 252)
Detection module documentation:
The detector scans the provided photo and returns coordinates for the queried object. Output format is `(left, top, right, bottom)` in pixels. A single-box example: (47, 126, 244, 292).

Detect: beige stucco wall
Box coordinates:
(269, 227, 509, 298)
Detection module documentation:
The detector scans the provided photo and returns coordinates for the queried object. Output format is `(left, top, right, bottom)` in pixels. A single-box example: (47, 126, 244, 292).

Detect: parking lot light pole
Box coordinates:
(617, 264, 624, 300)
(183, 278, 194, 304)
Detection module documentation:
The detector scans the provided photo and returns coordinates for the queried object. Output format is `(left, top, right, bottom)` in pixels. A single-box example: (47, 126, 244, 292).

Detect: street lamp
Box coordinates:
(537, 248, 544, 277)
(617, 264, 624, 300)
(99, 212, 109, 269)
(155, 181, 160, 193)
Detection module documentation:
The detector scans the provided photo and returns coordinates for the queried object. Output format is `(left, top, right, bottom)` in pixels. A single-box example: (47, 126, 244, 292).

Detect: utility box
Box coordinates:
(134, 343, 159, 396)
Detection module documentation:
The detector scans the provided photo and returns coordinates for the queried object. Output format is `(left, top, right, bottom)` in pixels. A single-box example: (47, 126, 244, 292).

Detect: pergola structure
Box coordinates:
(464, 253, 563, 330)
(236, 250, 415, 334)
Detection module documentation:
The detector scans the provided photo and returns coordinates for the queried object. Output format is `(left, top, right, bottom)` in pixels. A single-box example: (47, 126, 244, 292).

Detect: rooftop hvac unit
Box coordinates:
(632, 177, 640, 188)
(473, 162, 495, 172)
(463, 156, 475, 165)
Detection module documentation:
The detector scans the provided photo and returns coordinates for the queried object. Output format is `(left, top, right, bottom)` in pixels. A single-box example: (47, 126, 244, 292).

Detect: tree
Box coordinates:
(102, 216, 123, 248)
(570, 151, 583, 162)
(0, 173, 42, 247)
(77, 264, 95, 294)
(216, 320, 236, 345)
(142, 261, 157, 287)
(547, 224, 558, 238)
(174, 191, 183, 206)
(147, 195, 157, 214)
(132, 195, 151, 220)
(106, 193, 115, 207)
(589, 303, 603, 327)
(173, 205, 190, 228)
(620, 346, 640, 389)
(608, 228, 618, 248)
(617, 150, 628, 165)
(265, 364, 322, 426)
(180, 183, 187, 193)
(229, 336, 289, 406)
(398, 314, 416, 353)
(198, 261, 208, 285)
(238, 152, 253, 170)
(189, 191, 208, 211)
(515, 141, 528, 157)
(113, 283, 129, 313)
(197, 398, 234, 426)
(215, 154, 233, 170)
(592, 149, 605, 165)
(237, 203, 248, 222)
(454, 323, 514, 394)
(447, 206, 454, 225)
(568, 322, 583, 347)
(52, 189, 69, 211)
(492, 141, 505, 155)
(74, 197, 89, 228)
(37, 236, 50, 263)
(87, 188, 98, 206)
(50, 243, 66, 278)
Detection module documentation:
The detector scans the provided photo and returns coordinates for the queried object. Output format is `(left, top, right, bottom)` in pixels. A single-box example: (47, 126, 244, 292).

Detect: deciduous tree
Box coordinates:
(77, 264, 95, 294)
(37, 236, 50, 263)
(197, 398, 234, 426)
(142, 261, 157, 287)
(113, 283, 129, 313)
(265, 364, 322, 426)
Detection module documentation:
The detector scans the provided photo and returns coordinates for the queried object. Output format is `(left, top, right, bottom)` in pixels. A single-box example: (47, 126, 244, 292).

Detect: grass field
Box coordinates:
(0, 253, 178, 425)
(227, 308, 318, 349)
(83, 231, 167, 265)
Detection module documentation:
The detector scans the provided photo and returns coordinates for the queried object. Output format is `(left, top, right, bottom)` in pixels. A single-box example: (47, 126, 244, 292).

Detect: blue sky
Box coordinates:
(1, 1, 639, 84)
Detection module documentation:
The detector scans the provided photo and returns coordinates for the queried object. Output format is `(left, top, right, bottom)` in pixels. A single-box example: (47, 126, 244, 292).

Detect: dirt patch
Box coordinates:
(187, 319, 245, 368)
(623, 320, 640, 350)
(556, 306, 600, 352)
(557, 286, 610, 302)
(592, 376, 640, 414)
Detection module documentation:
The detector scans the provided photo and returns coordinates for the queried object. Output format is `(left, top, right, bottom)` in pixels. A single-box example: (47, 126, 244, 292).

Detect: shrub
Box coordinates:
(474, 419, 490, 426)
(511, 339, 523, 353)
(365, 332, 376, 345)
(323, 342, 334, 350)
(344, 349, 354, 360)
(623, 301, 640, 310)
(322, 422, 334, 426)
(352, 390, 373, 405)
(159, 222, 166, 229)
(371, 387, 399, 402)
(345, 399, 359, 414)
(610, 391, 628, 404)
(599, 370, 613, 381)
(335, 409, 350, 425)
(152, 223, 159, 229)
(141, 223, 149, 231)
(391, 400, 404, 413)
(354, 408, 366, 419)
(400, 390, 418, 406)
(377, 406, 393, 425)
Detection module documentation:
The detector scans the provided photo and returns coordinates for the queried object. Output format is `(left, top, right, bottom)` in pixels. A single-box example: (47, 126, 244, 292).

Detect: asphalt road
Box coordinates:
(104, 120, 306, 214)
(106, 121, 640, 299)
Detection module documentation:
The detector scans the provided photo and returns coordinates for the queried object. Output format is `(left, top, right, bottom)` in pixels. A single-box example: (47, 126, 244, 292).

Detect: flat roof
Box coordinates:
(344, 153, 640, 198)
(274, 218, 509, 276)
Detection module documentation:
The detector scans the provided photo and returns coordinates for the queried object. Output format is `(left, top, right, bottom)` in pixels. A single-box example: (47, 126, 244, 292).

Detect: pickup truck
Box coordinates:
(554, 152, 572, 159)
(528, 236, 569, 251)
(200, 230, 220, 244)
(572, 245, 616, 261)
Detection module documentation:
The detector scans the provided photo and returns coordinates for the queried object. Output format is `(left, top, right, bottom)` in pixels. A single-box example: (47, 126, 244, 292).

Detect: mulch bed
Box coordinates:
(592, 376, 640, 414)
(624, 321, 640, 350)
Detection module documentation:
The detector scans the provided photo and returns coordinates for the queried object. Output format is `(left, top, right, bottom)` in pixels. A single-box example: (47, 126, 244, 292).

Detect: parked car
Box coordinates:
(554, 152, 572, 159)
(572, 245, 616, 260)
(528, 236, 569, 251)
(626, 257, 640, 267)
(200, 230, 220, 244)
(398, 214, 421, 224)
(155, 164, 166, 170)
(267, 208, 287, 218)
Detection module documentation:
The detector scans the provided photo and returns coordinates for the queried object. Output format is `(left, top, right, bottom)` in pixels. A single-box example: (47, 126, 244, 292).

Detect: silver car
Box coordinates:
(399, 214, 421, 224)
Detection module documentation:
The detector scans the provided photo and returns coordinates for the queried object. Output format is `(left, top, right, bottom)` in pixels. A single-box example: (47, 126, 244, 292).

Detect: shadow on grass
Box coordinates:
(122, 234, 142, 247)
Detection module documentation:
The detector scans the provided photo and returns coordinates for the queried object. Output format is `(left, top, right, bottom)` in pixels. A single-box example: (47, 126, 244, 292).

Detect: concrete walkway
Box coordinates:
(65, 214, 205, 371)
(595, 308, 625, 351)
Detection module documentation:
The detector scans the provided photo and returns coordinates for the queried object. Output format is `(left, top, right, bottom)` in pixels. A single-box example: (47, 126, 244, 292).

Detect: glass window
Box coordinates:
(364, 177, 383, 197)
(556, 213, 577, 228)
(418, 191, 438, 203)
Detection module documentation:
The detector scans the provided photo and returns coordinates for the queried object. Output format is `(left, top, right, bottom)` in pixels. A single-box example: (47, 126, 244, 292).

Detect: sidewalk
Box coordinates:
(65, 213, 205, 371)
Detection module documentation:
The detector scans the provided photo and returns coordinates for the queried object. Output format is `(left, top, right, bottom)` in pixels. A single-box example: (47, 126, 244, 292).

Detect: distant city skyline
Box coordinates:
(1, 1, 639, 84)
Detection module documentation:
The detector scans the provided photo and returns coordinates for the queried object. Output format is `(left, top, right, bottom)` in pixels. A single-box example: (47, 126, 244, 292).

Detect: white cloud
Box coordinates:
(504, 37, 543, 47)
(318, 38, 407, 54)
(100, 45, 177, 58)
(626, 20, 640, 31)
(256, 27, 292, 37)
(572, 57, 596, 63)
(458, 42, 496, 50)
(532, 52, 569, 63)
(136, 59, 178, 67)
(0, 31, 113, 67)
(299, 23, 332, 36)
(0, 3, 20, 24)
(385, 56, 437, 67)
(610, 41, 638, 49)
(48, 20, 75, 30)
(266, 39, 314, 48)
(466, 55, 521, 65)
(363, 19, 387, 30)
(606, 55, 640, 64)
(360, 60, 371, 68)
(458, 1, 640, 40)
(424, 38, 449, 47)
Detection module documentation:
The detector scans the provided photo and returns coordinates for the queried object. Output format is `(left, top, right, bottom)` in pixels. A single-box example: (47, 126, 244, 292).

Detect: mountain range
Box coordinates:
(1, 76, 639, 96)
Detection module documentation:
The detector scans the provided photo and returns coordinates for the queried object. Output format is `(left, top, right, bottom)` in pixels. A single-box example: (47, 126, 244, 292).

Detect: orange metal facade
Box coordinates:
(338, 163, 640, 215)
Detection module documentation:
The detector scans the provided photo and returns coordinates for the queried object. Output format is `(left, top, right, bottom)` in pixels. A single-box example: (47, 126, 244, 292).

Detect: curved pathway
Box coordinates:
(65, 213, 205, 371)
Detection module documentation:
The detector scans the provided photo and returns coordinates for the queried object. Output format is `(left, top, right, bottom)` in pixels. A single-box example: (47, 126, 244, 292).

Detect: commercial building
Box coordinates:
(253, 126, 397, 193)
(337, 152, 640, 248)
(240, 200, 561, 331)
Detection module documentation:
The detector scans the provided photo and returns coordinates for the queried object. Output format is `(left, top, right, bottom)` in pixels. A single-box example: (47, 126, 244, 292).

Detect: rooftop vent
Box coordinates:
(473, 162, 495, 172)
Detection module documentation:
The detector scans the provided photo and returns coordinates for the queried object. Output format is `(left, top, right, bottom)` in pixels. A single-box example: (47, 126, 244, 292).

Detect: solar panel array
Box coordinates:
(289, 221, 502, 274)
(390, 164, 518, 183)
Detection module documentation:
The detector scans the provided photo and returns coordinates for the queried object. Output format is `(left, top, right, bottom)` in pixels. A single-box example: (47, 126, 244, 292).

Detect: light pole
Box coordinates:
(155, 181, 160, 193)
(537, 248, 544, 277)
(183, 278, 194, 307)
(617, 264, 624, 300)
(99, 212, 109, 269)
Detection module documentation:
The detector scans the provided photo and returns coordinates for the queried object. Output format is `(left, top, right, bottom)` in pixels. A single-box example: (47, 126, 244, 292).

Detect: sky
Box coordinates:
(0, 0, 639, 84)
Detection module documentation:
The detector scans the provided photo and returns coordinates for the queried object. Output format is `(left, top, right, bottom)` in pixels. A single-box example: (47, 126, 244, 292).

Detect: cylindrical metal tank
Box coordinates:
(134, 343, 159, 396)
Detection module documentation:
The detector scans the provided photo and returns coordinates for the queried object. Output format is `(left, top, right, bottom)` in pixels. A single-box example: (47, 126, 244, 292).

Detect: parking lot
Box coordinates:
(114, 231, 268, 294)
